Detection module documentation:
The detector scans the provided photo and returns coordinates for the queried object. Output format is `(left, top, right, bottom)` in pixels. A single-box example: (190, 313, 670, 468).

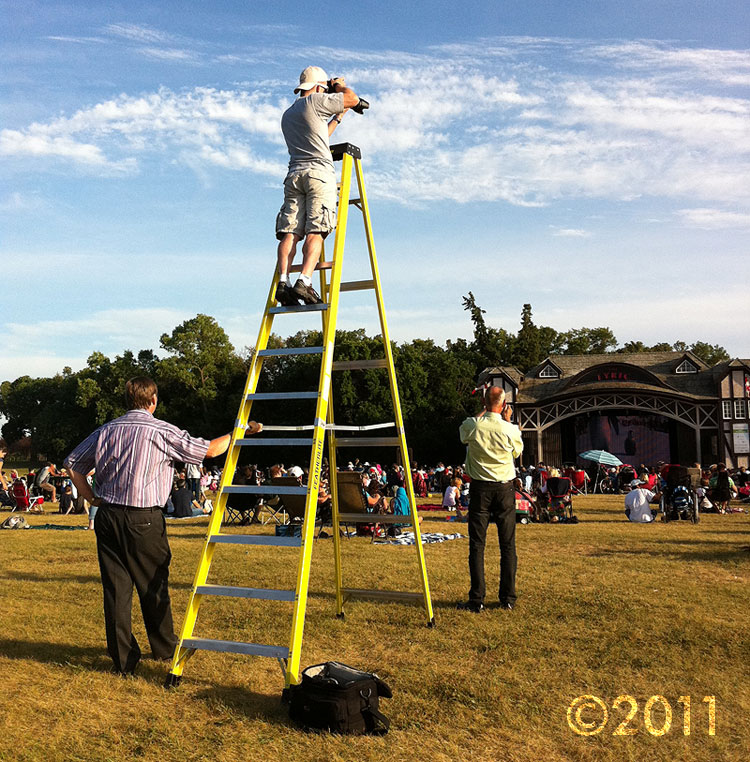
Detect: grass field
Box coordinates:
(1, 495, 748, 762)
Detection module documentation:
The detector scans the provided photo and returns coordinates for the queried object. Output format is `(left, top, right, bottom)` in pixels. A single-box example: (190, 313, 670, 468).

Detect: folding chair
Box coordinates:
(335, 471, 399, 541)
(570, 469, 588, 495)
(223, 493, 260, 526)
(271, 476, 329, 538)
(10, 479, 44, 513)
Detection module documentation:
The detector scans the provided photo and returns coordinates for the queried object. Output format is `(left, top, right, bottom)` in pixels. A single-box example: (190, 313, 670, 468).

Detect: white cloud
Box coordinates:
(4, 308, 190, 356)
(552, 228, 591, 238)
(104, 23, 172, 44)
(0, 192, 49, 213)
(676, 207, 750, 230)
(138, 47, 199, 63)
(3, 37, 750, 207)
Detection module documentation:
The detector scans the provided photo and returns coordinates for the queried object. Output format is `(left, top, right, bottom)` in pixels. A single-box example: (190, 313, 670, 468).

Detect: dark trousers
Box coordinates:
(94, 504, 177, 673)
(467, 480, 517, 606)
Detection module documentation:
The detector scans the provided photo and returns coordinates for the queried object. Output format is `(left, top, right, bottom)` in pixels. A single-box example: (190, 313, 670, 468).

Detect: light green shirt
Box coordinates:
(459, 412, 524, 483)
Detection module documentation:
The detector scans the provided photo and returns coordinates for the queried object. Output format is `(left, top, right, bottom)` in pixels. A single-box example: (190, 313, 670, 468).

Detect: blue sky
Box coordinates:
(2, 0, 749, 381)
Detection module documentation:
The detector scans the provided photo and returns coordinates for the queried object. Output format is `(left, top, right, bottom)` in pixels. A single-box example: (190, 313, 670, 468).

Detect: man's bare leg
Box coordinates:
(277, 233, 301, 280)
(300, 233, 324, 279)
(290, 233, 325, 304)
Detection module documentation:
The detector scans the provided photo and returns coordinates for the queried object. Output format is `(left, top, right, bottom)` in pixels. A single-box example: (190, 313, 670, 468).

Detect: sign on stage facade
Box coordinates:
(479, 353, 750, 469)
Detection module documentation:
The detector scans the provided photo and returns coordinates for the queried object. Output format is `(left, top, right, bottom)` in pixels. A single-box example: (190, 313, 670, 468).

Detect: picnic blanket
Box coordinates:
(374, 531, 464, 545)
(418, 504, 449, 511)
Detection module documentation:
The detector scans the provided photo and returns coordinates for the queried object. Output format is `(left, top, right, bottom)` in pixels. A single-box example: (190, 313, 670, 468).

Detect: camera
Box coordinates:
(326, 78, 369, 114)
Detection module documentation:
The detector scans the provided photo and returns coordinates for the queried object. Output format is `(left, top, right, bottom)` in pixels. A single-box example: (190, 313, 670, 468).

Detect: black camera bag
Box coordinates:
(288, 661, 392, 735)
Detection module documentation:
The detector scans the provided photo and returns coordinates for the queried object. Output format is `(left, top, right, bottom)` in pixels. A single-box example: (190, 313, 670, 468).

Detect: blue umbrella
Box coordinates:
(578, 450, 622, 493)
(578, 450, 622, 467)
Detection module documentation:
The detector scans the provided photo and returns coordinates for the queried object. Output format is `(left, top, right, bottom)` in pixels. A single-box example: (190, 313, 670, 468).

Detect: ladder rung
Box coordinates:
(235, 438, 313, 447)
(183, 637, 289, 659)
(348, 197, 362, 205)
(209, 533, 302, 547)
(223, 485, 307, 495)
(289, 261, 333, 273)
(337, 513, 411, 524)
(195, 584, 295, 602)
(246, 391, 318, 401)
(340, 280, 375, 292)
(334, 437, 401, 448)
(269, 303, 328, 314)
(258, 347, 324, 357)
(332, 359, 388, 371)
(341, 588, 424, 602)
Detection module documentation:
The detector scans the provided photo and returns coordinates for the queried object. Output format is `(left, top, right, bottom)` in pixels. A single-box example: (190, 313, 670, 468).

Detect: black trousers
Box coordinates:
(467, 480, 517, 606)
(94, 504, 177, 673)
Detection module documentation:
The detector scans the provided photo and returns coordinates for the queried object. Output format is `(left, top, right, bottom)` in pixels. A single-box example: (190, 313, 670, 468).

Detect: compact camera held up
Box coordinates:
(326, 78, 370, 114)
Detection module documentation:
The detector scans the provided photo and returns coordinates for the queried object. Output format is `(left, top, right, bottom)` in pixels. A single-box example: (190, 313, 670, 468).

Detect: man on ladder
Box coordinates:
(275, 65, 362, 306)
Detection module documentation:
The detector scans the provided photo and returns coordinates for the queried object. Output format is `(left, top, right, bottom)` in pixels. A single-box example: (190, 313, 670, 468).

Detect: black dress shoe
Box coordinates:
(499, 602, 515, 611)
(457, 600, 484, 613)
(292, 278, 323, 305)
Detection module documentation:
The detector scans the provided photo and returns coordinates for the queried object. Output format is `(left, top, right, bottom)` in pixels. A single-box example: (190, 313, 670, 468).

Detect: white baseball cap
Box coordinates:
(294, 66, 328, 94)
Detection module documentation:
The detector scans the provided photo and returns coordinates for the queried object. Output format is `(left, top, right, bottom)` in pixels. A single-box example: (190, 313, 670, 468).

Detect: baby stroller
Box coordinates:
(660, 466, 699, 523)
(515, 490, 536, 524)
(540, 476, 578, 523)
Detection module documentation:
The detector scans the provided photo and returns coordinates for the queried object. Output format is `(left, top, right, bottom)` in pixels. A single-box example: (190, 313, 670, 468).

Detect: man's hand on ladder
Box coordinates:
(241, 421, 263, 435)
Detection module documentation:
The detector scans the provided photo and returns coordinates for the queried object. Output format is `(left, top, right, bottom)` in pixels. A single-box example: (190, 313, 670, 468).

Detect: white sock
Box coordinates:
(279, 272, 287, 285)
(299, 274, 312, 287)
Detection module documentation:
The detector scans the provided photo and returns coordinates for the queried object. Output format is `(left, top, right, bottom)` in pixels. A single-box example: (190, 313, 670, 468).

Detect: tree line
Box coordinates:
(0, 304, 729, 466)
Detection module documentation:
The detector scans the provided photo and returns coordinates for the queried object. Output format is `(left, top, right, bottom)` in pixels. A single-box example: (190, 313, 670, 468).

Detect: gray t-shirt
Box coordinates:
(281, 92, 344, 174)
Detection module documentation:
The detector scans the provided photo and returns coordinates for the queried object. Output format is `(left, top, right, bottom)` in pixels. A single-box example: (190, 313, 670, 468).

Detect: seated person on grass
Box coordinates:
(624, 479, 661, 523)
(171, 478, 211, 518)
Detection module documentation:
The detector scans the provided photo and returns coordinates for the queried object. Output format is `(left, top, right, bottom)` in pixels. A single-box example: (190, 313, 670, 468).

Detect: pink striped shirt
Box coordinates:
(64, 409, 209, 508)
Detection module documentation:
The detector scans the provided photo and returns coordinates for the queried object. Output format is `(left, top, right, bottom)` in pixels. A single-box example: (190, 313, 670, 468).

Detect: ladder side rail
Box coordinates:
(353, 158, 435, 624)
(319, 254, 345, 617)
(169, 277, 281, 678)
(285, 152, 354, 687)
(327, 409, 346, 618)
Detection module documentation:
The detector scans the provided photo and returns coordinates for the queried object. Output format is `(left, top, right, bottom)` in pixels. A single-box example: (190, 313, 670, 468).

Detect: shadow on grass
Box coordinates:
(0, 636, 115, 676)
(0, 570, 101, 585)
(192, 682, 289, 725)
(585, 544, 749, 562)
(0, 569, 195, 590)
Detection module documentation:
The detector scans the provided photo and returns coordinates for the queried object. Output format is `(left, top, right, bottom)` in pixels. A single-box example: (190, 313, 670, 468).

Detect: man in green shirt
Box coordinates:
(458, 386, 524, 612)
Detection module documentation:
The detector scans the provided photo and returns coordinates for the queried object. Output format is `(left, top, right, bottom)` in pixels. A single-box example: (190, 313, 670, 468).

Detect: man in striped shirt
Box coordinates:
(65, 376, 260, 676)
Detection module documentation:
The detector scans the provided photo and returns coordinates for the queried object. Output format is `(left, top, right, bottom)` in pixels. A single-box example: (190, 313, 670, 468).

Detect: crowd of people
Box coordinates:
(3, 445, 748, 525)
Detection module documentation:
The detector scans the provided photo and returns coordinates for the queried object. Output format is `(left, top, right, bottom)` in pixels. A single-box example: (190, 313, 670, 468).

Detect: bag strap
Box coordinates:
(362, 703, 390, 735)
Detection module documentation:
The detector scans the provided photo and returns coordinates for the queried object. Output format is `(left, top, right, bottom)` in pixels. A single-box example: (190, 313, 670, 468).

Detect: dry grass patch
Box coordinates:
(0, 496, 748, 761)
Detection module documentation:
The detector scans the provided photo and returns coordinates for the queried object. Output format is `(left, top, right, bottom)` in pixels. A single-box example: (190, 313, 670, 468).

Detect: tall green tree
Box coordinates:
(158, 314, 246, 435)
(560, 327, 618, 355)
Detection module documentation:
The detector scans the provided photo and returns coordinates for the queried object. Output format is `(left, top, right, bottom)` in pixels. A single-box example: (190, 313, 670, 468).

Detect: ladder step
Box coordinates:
(332, 359, 388, 371)
(289, 261, 333, 273)
(337, 513, 411, 524)
(269, 303, 328, 314)
(195, 584, 295, 602)
(209, 533, 303, 547)
(183, 637, 289, 659)
(341, 588, 424, 602)
(223, 485, 307, 495)
(246, 391, 318, 401)
(235, 438, 313, 447)
(334, 437, 402, 448)
(340, 280, 375, 292)
(258, 347, 324, 357)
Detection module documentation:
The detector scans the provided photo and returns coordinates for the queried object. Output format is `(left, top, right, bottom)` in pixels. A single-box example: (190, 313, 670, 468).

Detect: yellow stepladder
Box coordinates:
(165, 144, 434, 692)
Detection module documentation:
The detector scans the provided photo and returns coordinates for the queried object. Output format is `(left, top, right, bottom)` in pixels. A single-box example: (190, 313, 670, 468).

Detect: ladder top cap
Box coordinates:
(330, 142, 361, 161)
